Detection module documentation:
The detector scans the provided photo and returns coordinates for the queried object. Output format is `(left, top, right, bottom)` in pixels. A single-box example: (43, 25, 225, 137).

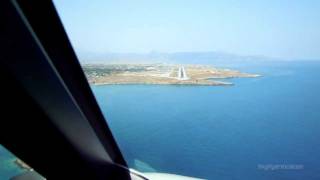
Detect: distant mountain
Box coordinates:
(78, 51, 278, 66)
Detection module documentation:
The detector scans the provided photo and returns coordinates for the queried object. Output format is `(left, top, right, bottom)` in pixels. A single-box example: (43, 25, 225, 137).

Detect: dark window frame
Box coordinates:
(1, 0, 147, 179)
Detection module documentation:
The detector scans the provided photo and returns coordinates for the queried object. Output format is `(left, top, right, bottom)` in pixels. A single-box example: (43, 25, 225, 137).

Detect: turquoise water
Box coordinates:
(0, 145, 26, 179)
(92, 61, 320, 179)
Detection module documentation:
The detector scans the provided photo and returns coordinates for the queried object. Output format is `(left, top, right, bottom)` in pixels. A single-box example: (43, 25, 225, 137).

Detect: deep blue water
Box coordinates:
(91, 61, 320, 179)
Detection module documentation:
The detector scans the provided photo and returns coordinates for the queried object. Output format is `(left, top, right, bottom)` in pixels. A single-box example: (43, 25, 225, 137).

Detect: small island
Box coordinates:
(82, 64, 260, 86)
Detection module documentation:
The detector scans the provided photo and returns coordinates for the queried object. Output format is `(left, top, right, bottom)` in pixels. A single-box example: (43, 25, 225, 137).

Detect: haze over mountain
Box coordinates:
(55, 0, 320, 61)
(78, 51, 282, 65)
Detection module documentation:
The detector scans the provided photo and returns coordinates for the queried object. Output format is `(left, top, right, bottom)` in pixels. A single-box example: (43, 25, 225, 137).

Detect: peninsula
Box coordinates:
(82, 64, 260, 86)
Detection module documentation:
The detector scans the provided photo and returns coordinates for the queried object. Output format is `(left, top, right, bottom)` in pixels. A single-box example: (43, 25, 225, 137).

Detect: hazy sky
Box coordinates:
(54, 0, 320, 60)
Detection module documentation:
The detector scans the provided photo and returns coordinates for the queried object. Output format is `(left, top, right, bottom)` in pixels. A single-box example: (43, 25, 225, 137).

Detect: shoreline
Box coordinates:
(84, 64, 260, 86)
(91, 81, 234, 86)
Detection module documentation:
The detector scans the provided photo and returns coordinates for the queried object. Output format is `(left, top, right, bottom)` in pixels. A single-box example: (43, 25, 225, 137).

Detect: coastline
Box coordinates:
(91, 81, 234, 86)
(84, 64, 260, 86)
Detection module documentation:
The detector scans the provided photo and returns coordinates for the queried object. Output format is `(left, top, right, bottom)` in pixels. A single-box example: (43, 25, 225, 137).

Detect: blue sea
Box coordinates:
(91, 61, 320, 179)
(1, 61, 320, 179)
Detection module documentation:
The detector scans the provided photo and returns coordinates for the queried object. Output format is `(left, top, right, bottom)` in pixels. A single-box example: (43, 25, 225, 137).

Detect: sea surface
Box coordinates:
(1, 61, 320, 179)
(91, 61, 320, 179)
(0, 145, 26, 179)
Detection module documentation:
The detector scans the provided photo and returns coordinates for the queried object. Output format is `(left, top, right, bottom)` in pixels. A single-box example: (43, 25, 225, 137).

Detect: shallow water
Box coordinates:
(0, 145, 26, 179)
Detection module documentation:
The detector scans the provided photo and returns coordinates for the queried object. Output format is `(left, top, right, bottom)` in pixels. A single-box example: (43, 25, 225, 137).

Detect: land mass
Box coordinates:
(82, 64, 260, 86)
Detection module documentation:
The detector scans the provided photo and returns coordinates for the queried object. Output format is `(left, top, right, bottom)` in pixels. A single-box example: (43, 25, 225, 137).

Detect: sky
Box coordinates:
(53, 0, 320, 60)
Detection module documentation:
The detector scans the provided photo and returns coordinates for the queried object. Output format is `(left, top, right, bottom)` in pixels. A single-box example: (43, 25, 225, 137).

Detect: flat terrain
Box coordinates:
(82, 64, 260, 86)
